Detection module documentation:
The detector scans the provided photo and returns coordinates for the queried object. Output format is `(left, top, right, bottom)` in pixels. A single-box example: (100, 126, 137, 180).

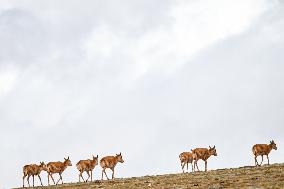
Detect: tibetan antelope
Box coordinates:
(191, 146, 217, 172)
(100, 152, 124, 180)
(76, 155, 99, 182)
(22, 162, 46, 187)
(252, 140, 277, 166)
(46, 156, 72, 185)
(179, 151, 194, 173)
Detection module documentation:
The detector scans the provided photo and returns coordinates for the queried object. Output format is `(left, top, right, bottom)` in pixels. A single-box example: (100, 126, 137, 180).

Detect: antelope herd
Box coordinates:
(179, 146, 218, 173)
(22, 153, 124, 188)
(22, 141, 278, 188)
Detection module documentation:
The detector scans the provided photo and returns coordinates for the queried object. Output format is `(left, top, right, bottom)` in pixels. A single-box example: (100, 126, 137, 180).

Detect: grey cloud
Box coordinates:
(0, 9, 48, 67)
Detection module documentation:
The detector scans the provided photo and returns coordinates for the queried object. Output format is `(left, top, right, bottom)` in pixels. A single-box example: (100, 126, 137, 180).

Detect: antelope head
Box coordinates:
(209, 146, 217, 156)
(116, 152, 124, 163)
(93, 155, 99, 165)
(270, 140, 277, 150)
(64, 156, 72, 166)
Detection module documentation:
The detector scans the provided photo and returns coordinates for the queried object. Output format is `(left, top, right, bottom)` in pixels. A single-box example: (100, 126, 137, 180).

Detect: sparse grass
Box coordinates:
(15, 163, 284, 189)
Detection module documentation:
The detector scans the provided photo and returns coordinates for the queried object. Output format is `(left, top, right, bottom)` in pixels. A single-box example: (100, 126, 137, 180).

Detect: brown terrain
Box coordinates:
(16, 163, 284, 189)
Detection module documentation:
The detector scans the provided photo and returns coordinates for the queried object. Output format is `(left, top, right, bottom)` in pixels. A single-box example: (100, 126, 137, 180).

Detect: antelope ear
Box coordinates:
(213, 145, 216, 149)
(120, 152, 121, 155)
(68, 156, 70, 160)
(209, 146, 211, 149)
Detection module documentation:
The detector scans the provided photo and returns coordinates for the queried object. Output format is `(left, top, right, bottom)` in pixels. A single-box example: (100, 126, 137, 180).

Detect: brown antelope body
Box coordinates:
(76, 155, 99, 182)
(100, 153, 124, 180)
(252, 140, 277, 166)
(23, 162, 46, 187)
(46, 157, 72, 185)
(179, 152, 193, 173)
(191, 146, 217, 172)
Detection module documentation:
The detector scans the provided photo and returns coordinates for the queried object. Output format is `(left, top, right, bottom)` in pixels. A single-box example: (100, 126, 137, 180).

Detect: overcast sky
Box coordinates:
(1, 0, 284, 188)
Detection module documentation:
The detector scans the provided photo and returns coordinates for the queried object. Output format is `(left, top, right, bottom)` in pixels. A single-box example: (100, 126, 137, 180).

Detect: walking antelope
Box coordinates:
(191, 146, 217, 172)
(76, 155, 99, 182)
(100, 153, 124, 180)
(252, 140, 277, 166)
(179, 151, 194, 173)
(46, 156, 72, 185)
(22, 162, 46, 187)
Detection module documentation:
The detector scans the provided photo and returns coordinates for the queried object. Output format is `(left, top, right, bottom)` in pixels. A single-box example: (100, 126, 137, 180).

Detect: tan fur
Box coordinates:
(23, 162, 45, 187)
(100, 153, 124, 180)
(76, 155, 99, 182)
(252, 140, 277, 166)
(191, 146, 217, 172)
(179, 152, 194, 173)
(46, 157, 72, 185)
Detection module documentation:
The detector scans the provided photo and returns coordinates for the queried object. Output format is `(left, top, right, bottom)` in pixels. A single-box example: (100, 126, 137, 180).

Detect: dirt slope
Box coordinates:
(15, 163, 284, 189)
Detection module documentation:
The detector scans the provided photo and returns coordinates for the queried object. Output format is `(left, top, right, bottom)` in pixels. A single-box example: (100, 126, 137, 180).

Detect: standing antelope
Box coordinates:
(22, 162, 46, 187)
(252, 140, 277, 166)
(76, 155, 99, 182)
(191, 146, 217, 172)
(100, 152, 124, 180)
(46, 156, 72, 185)
(179, 151, 194, 173)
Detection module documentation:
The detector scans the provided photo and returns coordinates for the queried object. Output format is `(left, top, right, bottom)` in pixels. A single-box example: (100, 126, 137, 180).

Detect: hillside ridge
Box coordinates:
(15, 163, 284, 189)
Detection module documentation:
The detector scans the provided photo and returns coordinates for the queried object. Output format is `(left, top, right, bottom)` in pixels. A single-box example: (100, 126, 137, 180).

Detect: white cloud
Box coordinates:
(171, 0, 269, 55)
(83, 0, 274, 81)
(0, 69, 18, 96)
